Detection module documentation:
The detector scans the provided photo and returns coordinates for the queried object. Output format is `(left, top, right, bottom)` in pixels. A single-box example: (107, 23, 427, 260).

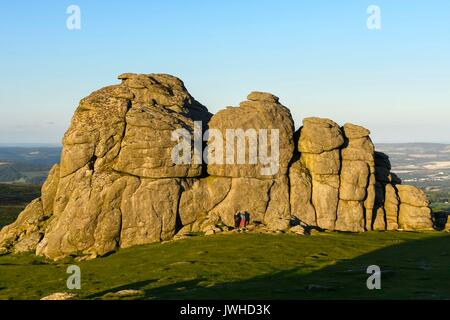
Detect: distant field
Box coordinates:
(0, 146, 60, 184)
(0, 184, 41, 228)
(0, 232, 448, 300)
(376, 143, 450, 215)
(0, 184, 40, 206)
(0, 206, 26, 228)
(376, 143, 450, 192)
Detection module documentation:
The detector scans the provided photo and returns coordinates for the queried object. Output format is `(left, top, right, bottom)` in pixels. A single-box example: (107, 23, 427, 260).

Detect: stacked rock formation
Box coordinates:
(178, 92, 294, 234)
(0, 73, 435, 260)
(337, 123, 376, 232)
(297, 118, 343, 230)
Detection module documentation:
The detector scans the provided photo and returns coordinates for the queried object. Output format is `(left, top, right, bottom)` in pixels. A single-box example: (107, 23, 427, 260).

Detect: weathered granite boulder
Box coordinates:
(396, 185, 433, 231)
(1, 73, 212, 260)
(200, 92, 294, 230)
(0, 74, 437, 260)
(384, 183, 400, 230)
(398, 204, 433, 231)
(206, 176, 290, 228)
(337, 123, 375, 232)
(336, 161, 368, 232)
(176, 175, 291, 232)
(207, 92, 295, 179)
(299, 118, 344, 230)
(0, 199, 48, 254)
(289, 160, 316, 226)
(299, 118, 345, 154)
(178, 176, 232, 227)
(335, 123, 375, 232)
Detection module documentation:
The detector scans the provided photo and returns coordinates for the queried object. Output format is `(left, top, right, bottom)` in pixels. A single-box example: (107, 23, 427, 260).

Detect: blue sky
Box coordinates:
(0, 0, 449, 144)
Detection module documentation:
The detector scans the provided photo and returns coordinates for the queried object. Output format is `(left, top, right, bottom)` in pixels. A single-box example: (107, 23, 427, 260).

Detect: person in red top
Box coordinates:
(234, 210, 251, 230)
(239, 211, 247, 229)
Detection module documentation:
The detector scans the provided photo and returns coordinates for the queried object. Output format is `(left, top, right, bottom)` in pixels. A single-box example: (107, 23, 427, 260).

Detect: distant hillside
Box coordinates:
(375, 143, 450, 190)
(0, 146, 61, 184)
(1, 143, 449, 189)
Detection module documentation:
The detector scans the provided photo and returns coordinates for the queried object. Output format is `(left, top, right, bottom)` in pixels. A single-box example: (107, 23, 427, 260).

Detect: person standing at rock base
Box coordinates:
(239, 211, 247, 229)
(234, 211, 242, 228)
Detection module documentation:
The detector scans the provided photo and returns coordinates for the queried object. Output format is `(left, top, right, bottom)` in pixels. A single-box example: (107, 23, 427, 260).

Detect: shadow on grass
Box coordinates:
(90, 233, 450, 300)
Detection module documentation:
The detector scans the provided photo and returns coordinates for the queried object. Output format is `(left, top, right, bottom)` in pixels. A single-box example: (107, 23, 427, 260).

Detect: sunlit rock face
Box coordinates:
(0, 74, 435, 260)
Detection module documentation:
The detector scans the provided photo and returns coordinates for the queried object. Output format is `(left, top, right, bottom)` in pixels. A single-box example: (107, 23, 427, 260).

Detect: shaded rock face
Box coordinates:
(0, 74, 435, 260)
(289, 160, 316, 226)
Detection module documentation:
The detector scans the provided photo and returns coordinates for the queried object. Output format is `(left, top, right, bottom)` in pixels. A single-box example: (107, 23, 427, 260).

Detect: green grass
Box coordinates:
(0, 183, 40, 228)
(0, 231, 449, 300)
(0, 183, 40, 206)
(0, 205, 25, 228)
(430, 202, 450, 212)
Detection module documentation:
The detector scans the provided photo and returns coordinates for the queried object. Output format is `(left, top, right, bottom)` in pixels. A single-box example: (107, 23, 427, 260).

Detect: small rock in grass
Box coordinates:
(110, 289, 145, 297)
(41, 292, 77, 300)
(290, 225, 307, 235)
(102, 289, 145, 299)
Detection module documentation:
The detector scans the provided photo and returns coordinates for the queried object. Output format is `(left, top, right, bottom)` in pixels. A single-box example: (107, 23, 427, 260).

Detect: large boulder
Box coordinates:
(335, 200, 365, 232)
(289, 160, 316, 226)
(207, 92, 295, 179)
(396, 185, 433, 231)
(341, 124, 374, 162)
(299, 118, 344, 154)
(298, 118, 344, 231)
(398, 204, 433, 231)
(1, 73, 212, 259)
(60, 73, 210, 179)
(179, 176, 232, 227)
(337, 123, 375, 232)
(200, 92, 293, 231)
(310, 174, 340, 230)
(335, 160, 369, 232)
(396, 185, 430, 207)
(0, 75, 438, 260)
(175, 175, 290, 233)
(339, 160, 370, 202)
(207, 176, 290, 228)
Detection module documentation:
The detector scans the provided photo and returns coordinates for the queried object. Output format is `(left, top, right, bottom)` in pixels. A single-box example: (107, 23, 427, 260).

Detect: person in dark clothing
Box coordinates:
(234, 211, 241, 228)
(244, 211, 250, 226)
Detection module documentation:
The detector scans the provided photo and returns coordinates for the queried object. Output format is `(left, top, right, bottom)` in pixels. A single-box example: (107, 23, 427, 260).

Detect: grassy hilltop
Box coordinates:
(0, 155, 448, 300)
(0, 231, 448, 300)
